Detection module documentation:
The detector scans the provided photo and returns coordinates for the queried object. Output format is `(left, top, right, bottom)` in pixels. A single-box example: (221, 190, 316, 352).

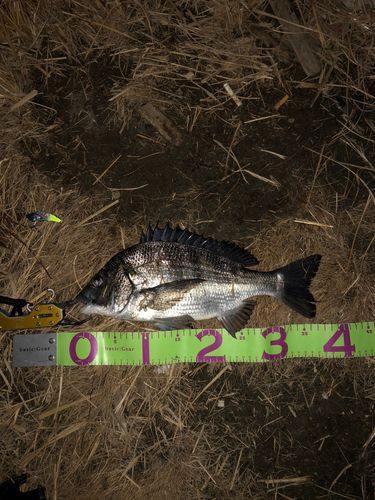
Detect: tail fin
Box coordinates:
(274, 255, 321, 318)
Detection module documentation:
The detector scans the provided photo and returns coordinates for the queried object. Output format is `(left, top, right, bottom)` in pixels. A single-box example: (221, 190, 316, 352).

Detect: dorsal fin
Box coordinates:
(140, 223, 259, 267)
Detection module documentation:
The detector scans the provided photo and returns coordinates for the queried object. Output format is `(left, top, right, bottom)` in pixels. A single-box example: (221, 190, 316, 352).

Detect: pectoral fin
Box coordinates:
(153, 315, 195, 331)
(139, 278, 205, 312)
(218, 300, 256, 339)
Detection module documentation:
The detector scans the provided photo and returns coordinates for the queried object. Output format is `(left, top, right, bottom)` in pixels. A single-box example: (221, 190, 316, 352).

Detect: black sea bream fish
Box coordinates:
(76, 224, 321, 338)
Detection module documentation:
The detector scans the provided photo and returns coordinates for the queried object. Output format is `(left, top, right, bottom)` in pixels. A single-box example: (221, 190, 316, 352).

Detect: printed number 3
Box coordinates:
(261, 327, 288, 361)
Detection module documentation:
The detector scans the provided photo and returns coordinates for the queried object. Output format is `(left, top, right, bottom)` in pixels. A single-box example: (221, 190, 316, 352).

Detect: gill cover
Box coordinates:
(76, 257, 134, 315)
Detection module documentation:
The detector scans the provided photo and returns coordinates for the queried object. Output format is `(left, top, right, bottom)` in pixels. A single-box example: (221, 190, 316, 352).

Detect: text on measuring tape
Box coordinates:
(13, 323, 374, 367)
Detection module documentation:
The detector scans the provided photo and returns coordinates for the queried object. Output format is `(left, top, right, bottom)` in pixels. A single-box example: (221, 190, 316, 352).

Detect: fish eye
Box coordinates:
(91, 276, 103, 287)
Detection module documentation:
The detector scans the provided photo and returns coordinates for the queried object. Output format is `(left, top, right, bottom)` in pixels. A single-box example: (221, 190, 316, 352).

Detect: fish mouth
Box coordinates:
(75, 286, 118, 317)
(75, 288, 116, 306)
(75, 293, 91, 306)
(78, 300, 121, 318)
(75, 283, 103, 306)
(79, 303, 89, 314)
(79, 303, 96, 315)
(79, 303, 110, 317)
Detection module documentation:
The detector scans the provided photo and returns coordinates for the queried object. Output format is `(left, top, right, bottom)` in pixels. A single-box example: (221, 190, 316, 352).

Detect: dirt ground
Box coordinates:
(2, 1, 375, 498)
(25, 60, 375, 499)
(34, 60, 372, 240)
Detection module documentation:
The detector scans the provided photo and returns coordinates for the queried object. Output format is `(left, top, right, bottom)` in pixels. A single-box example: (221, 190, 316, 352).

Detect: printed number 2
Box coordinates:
(261, 327, 288, 361)
(323, 324, 355, 357)
(196, 330, 225, 363)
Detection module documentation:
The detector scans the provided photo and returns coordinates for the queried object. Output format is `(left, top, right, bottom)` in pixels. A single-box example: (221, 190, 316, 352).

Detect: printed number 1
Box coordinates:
(323, 324, 355, 357)
(142, 332, 150, 365)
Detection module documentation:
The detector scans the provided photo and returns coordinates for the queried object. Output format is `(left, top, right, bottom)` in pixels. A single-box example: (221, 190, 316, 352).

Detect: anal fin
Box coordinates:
(218, 300, 256, 339)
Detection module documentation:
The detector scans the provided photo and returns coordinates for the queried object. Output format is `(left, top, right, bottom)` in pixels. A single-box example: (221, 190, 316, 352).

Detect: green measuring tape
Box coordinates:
(12, 323, 375, 367)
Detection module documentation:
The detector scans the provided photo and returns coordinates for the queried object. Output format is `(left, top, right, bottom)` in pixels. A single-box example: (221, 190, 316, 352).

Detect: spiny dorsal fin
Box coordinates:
(140, 223, 259, 267)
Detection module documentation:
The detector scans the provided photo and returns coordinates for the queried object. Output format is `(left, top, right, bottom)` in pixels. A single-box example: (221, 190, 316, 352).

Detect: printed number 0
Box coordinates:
(69, 332, 98, 365)
(261, 327, 288, 361)
(196, 330, 226, 363)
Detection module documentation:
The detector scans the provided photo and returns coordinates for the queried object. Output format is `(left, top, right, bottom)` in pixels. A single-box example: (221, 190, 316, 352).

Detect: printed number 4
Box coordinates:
(323, 324, 355, 357)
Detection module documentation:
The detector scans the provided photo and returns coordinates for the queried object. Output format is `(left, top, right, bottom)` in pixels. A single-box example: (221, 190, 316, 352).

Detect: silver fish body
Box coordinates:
(77, 224, 321, 338)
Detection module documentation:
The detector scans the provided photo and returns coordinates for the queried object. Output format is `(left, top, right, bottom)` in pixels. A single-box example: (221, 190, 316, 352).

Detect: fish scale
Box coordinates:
(76, 224, 321, 338)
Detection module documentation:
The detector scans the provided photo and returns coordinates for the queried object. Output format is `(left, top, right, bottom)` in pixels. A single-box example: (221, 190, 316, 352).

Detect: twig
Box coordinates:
(1, 223, 52, 279)
(259, 476, 310, 485)
(244, 114, 285, 124)
(306, 144, 325, 206)
(78, 200, 119, 226)
(192, 424, 205, 454)
(225, 121, 241, 177)
(362, 427, 375, 453)
(214, 139, 280, 188)
(9, 90, 38, 112)
(314, 482, 360, 500)
(191, 365, 229, 404)
(108, 184, 148, 191)
(294, 220, 333, 228)
(346, 194, 371, 272)
(197, 460, 217, 484)
(230, 448, 243, 490)
(259, 149, 286, 160)
(304, 147, 375, 205)
(328, 464, 352, 493)
(92, 155, 122, 185)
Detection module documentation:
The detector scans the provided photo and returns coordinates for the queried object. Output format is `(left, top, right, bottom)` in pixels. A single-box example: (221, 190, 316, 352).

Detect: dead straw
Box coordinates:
(214, 139, 281, 188)
(190, 365, 229, 404)
(92, 155, 122, 185)
(9, 90, 38, 112)
(346, 193, 371, 272)
(1, 2, 375, 499)
(78, 200, 119, 226)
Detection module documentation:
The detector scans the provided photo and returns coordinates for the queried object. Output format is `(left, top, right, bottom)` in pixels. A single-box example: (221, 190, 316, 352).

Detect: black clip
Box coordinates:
(0, 296, 28, 317)
(54, 299, 93, 327)
(0, 474, 45, 500)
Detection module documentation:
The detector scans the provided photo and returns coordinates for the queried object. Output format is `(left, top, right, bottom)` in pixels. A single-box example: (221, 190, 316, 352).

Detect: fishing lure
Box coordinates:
(26, 211, 62, 225)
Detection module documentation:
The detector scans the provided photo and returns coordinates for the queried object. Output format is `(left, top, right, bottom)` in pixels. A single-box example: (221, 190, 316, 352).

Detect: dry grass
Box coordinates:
(0, 0, 373, 134)
(2, 145, 375, 499)
(249, 185, 375, 328)
(1, 1, 375, 499)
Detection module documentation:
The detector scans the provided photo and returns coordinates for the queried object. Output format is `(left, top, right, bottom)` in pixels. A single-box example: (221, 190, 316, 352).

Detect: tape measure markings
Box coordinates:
(54, 322, 374, 367)
(12, 322, 375, 367)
